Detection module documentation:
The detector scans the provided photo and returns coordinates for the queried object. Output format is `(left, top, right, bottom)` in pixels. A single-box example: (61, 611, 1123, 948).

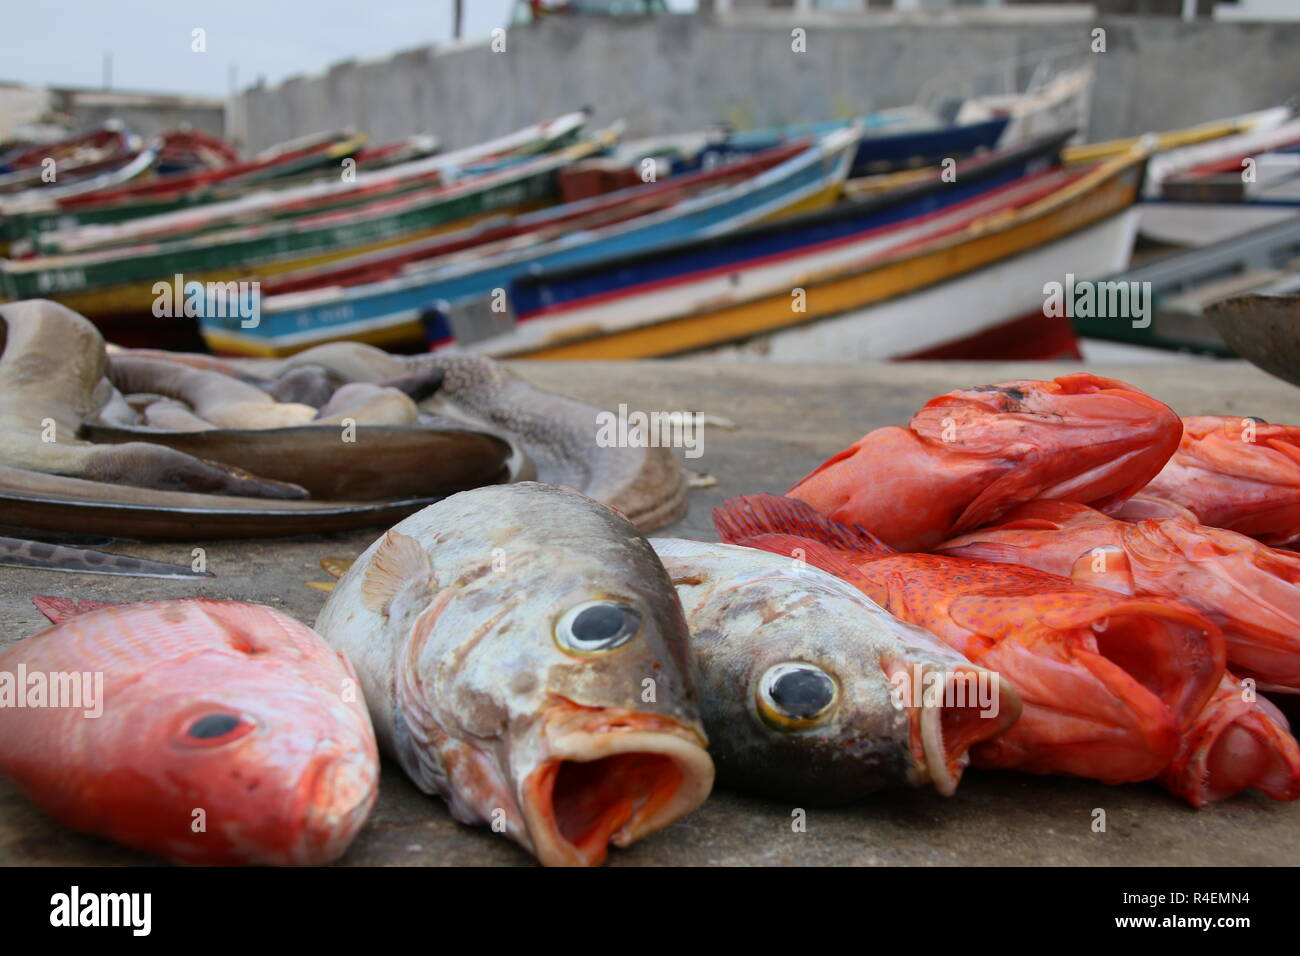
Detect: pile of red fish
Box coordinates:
(714, 373, 1300, 807)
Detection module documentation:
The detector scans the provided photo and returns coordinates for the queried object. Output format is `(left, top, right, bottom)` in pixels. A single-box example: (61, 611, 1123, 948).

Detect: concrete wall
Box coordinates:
(0, 84, 53, 140)
(49, 90, 226, 140)
(232, 11, 1300, 152)
(0, 84, 225, 142)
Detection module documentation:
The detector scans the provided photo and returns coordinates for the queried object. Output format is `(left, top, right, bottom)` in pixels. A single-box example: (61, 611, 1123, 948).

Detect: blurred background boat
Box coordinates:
(1, 8, 1296, 370)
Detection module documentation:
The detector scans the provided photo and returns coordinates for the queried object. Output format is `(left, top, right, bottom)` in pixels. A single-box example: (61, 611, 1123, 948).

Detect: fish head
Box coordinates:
(363, 483, 713, 866)
(652, 540, 1020, 803)
(86, 603, 379, 866)
(912, 374, 1183, 530)
(122, 673, 378, 865)
(1163, 675, 1300, 807)
(1145, 416, 1300, 546)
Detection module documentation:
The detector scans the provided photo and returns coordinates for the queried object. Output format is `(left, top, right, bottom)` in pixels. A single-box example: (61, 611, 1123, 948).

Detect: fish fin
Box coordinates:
(305, 581, 336, 593)
(1069, 546, 1137, 594)
(934, 540, 1026, 564)
(727, 531, 873, 586)
(713, 494, 893, 554)
(787, 441, 857, 492)
(320, 557, 355, 580)
(361, 531, 432, 616)
(31, 595, 120, 624)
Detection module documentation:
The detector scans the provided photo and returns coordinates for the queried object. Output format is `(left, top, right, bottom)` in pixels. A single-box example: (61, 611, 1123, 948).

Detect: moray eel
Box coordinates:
(4, 308, 684, 536)
(80, 422, 511, 501)
(0, 535, 213, 579)
(266, 365, 343, 407)
(0, 465, 446, 539)
(140, 398, 217, 432)
(313, 383, 419, 426)
(420, 356, 687, 532)
(107, 356, 319, 429)
(0, 300, 305, 499)
(230, 345, 689, 531)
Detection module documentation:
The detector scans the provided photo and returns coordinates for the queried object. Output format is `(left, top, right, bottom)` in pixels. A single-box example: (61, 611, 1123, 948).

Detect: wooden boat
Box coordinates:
(62, 129, 367, 206)
(673, 115, 1008, 178)
(0, 143, 160, 212)
(29, 115, 587, 256)
(451, 146, 1146, 361)
(1062, 106, 1289, 165)
(955, 67, 1093, 148)
(1161, 147, 1300, 205)
(154, 128, 242, 175)
(252, 141, 810, 298)
(1144, 114, 1300, 199)
(845, 108, 1287, 204)
(199, 125, 862, 356)
(458, 130, 1072, 350)
(1070, 215, 1300, 356)
(0, 128, 617, 322)
(0, 131, 360, 237)
(0, 123, 140, 194)
(351, 133, 441, 171)
(0, 112, 587, 247)
(1136, 200, 1299, 248)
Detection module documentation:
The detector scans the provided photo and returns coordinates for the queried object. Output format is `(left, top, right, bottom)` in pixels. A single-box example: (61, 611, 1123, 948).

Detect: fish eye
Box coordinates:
(177, 711, 255, 748)
(756, 663, 838, 731)
(555, 601, 641, 655)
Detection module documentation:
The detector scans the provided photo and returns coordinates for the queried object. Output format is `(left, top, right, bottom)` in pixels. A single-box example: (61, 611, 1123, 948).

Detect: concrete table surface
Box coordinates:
(2, 359, 1296, 866)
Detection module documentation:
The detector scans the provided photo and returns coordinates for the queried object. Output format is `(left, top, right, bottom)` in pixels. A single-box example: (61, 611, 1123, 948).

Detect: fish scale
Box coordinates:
(714, 493, 1227, 788)
(0, 598, 378, 865)
(312, 482, 713, 866)
(938, 497, 1300, 804)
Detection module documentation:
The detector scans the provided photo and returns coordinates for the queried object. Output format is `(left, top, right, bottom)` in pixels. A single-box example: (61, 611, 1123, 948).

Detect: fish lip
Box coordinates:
(519, 714, 715, 867)
(919, 704, 962, 798)
(1166, 690, 1300, 807)
(292, 746, 380, 865)
(898, 667, 1021, 798)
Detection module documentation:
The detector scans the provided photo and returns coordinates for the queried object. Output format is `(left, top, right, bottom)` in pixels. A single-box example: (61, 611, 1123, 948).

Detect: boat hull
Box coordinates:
(201, 127, 862, 356)
(503, 152, 1145, 360)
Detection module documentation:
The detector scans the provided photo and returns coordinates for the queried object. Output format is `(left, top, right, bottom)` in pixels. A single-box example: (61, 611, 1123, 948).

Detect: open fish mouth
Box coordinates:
(1164, 680, 1300, 807)
(521, 707, 714, 867)
(896, 664, 1022, 797)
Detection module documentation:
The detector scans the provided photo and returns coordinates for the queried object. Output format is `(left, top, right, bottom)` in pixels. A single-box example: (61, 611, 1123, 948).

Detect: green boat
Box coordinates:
(1070, 215, 1300, 355)
(0, 127, 617, 317)
(0, 113, 588, 249)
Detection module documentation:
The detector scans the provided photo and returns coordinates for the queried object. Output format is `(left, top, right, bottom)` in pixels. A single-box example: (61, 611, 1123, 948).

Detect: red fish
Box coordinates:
(0, 597, 379, 865)
(938, 498, 1300, 804)
(1160, 674, 1300, 807)
(713, 494, 1225, 787)
(939, 498, 1300, 693)
(1136, 415, 1300, 548)
(788, 374, 1183, 552)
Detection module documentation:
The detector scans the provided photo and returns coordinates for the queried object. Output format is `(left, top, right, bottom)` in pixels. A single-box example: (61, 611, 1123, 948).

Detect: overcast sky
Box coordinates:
(2, 0, 695, 99)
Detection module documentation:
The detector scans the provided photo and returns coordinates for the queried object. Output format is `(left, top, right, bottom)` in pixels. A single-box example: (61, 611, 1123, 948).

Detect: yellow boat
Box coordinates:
(487, 146, 1147, 361)
(1061, 107, 1288, 164)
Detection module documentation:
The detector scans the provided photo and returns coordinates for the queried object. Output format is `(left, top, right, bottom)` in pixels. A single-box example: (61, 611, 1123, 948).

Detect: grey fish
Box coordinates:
(650, 538, 1021, 803)
(0, 536, 214, 579)
(313, 482, 714, 866)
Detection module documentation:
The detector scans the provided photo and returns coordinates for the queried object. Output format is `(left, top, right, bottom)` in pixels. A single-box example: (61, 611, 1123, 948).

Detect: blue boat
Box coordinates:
(199, 125, 863, 355)
(502, 128, 1070, 325)
(675, 115, 1010, 178)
